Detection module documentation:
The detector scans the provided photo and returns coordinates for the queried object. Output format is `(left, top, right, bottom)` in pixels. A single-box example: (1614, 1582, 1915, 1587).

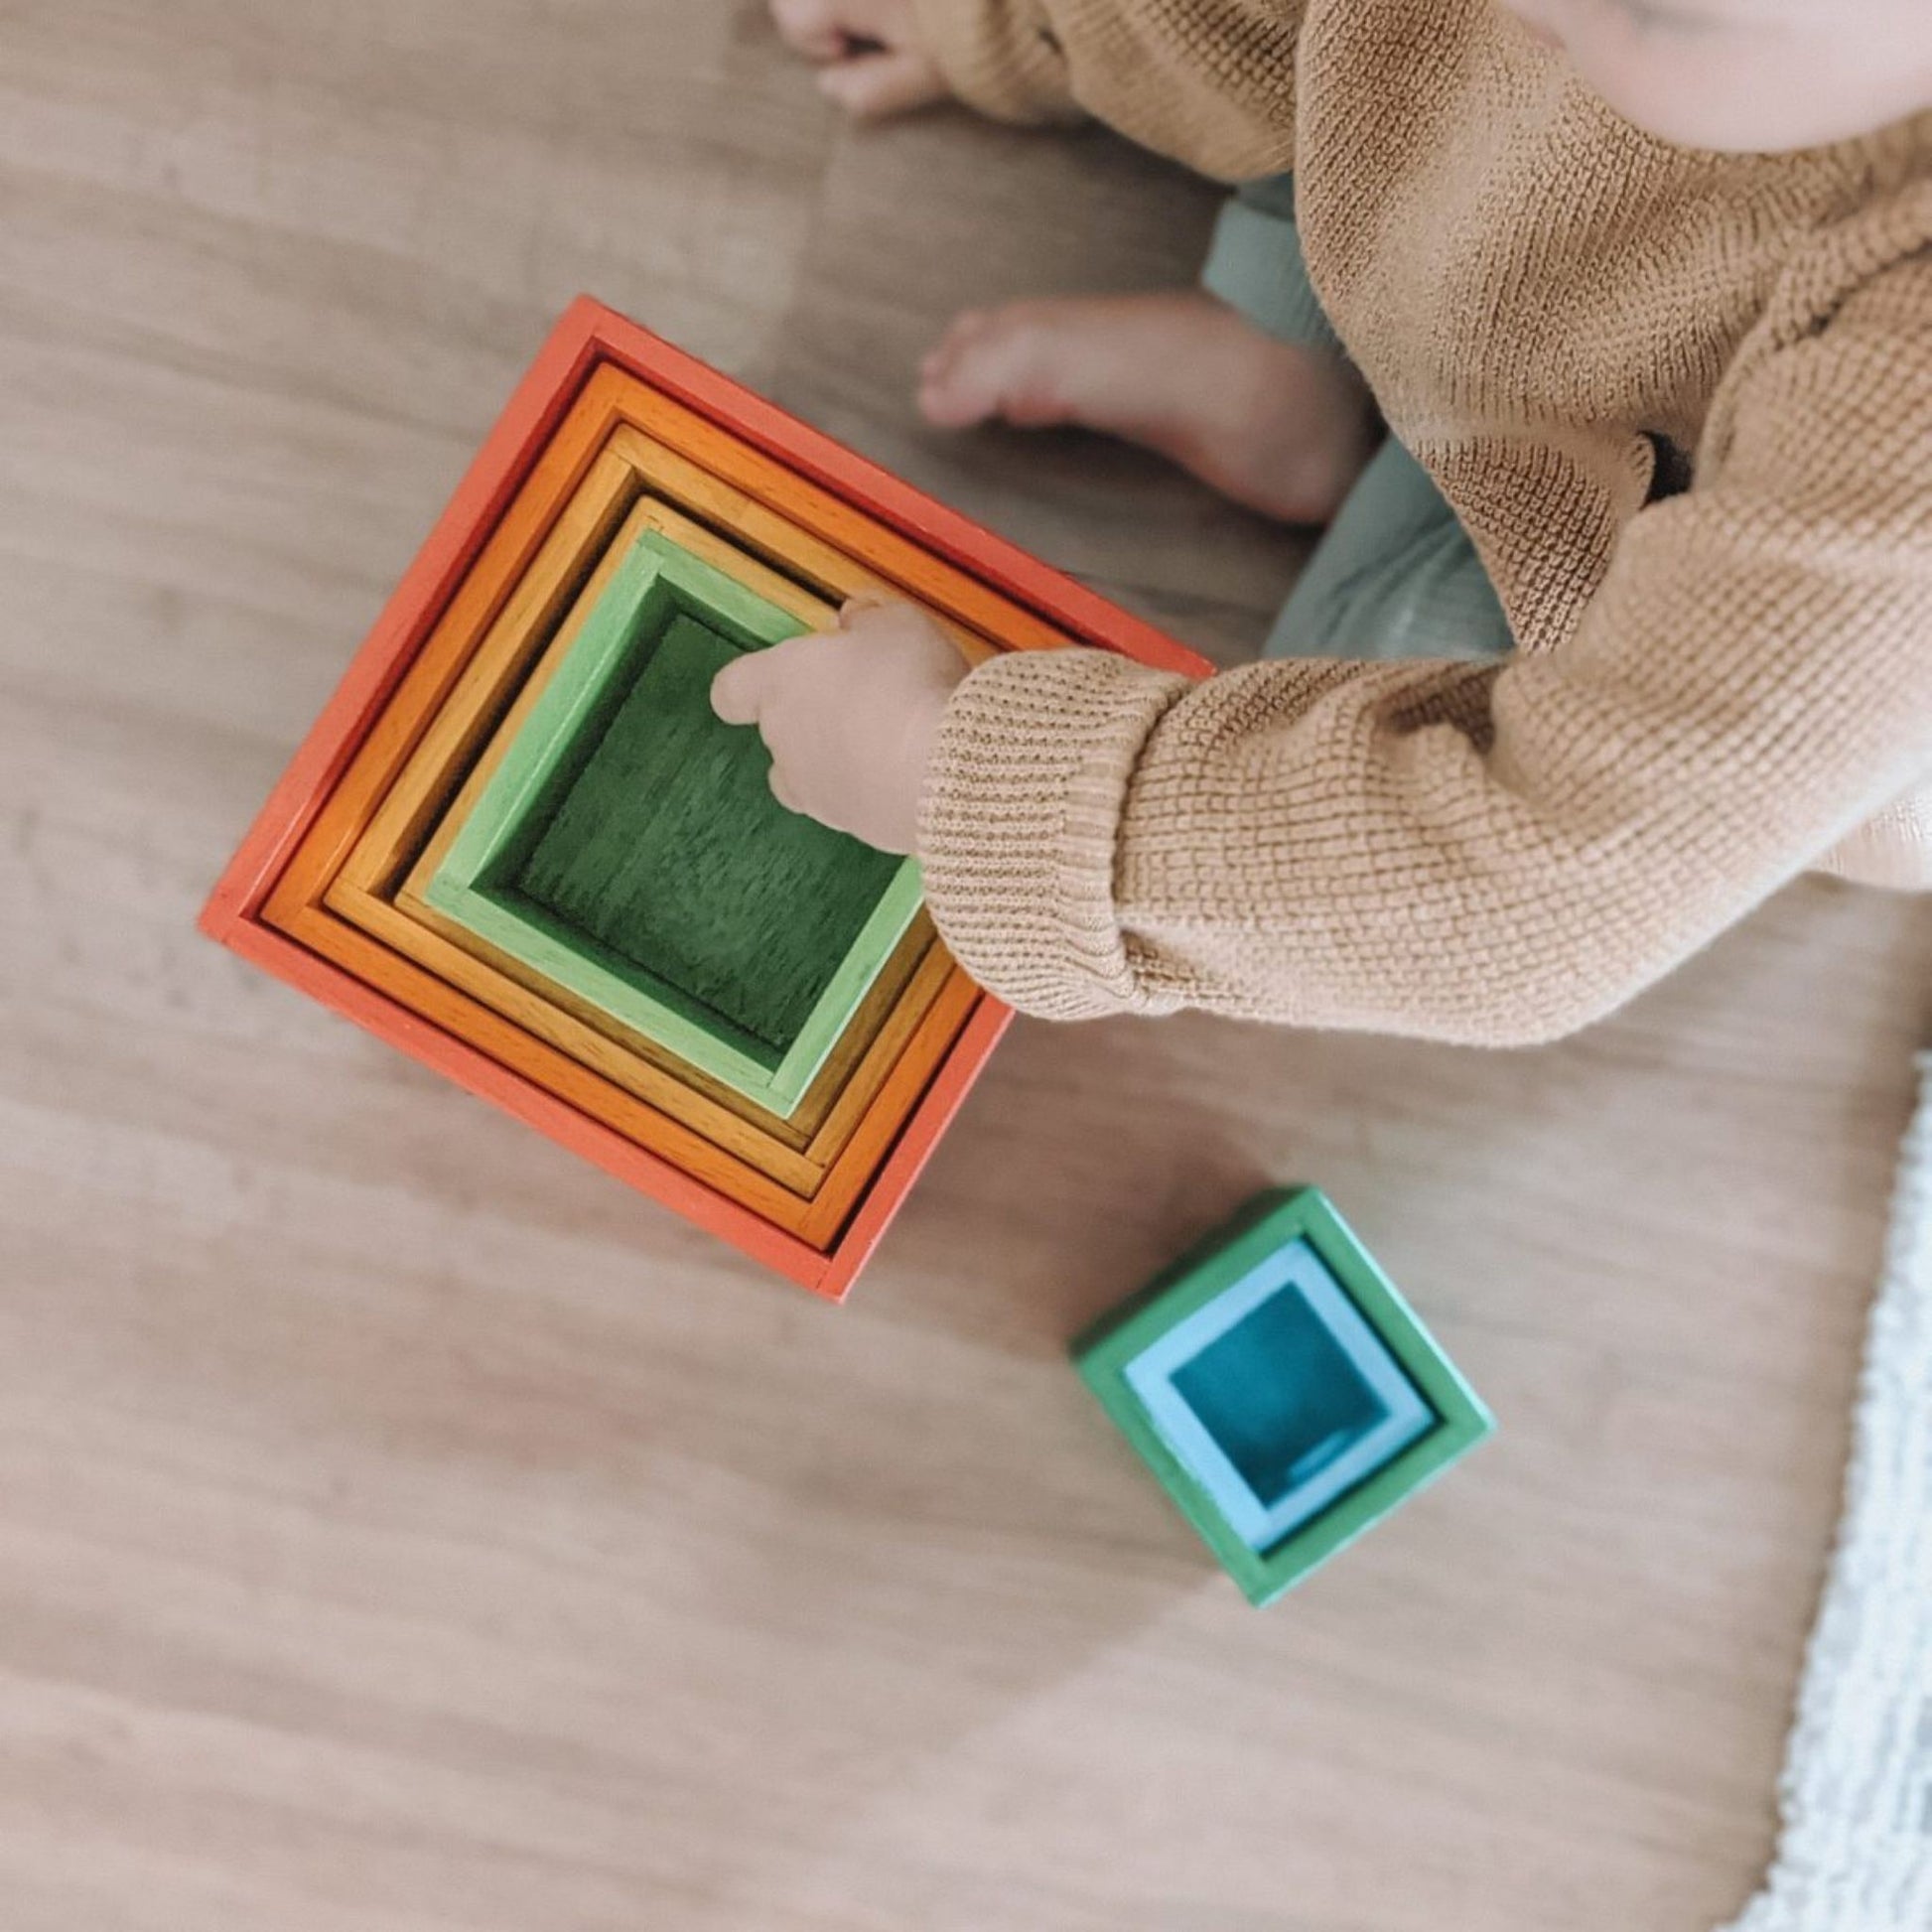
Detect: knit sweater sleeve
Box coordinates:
(910, 0, 1304, 181)
(916, 256, 1932, 1046)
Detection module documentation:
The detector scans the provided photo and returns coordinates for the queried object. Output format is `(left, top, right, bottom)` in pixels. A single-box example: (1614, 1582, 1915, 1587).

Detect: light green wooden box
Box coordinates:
(424, 530, 923, 1118)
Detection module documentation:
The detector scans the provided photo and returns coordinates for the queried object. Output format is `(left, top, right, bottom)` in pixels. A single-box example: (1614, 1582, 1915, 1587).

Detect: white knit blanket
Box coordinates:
(1722, 1054, 1932, 1932)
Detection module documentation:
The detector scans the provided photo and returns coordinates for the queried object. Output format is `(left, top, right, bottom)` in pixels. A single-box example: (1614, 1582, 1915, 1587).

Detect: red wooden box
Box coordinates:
(201, 298, 1211, 1300)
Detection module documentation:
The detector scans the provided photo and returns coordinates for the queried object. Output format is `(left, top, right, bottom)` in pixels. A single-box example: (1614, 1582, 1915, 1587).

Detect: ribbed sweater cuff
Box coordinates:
(917, 647, 1193, 1018)
(1815, 783, 1932, 890)
(911, 0, 1084, 126)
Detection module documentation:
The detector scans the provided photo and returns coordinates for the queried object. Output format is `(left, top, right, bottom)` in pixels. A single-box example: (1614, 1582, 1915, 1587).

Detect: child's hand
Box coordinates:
(768, 0, 950, 119)
(711, 600, 969, 855)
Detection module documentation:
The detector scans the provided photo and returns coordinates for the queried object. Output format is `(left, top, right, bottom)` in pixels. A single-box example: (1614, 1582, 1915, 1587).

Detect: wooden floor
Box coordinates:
(2, 4, 1928, 1927)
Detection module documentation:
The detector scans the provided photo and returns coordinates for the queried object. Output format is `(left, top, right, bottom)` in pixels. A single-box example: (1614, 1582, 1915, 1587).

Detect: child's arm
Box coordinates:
(722, 252, 1932, 1045)
(914, 253, 1932, 1042)
(775, 0, 1308, 180)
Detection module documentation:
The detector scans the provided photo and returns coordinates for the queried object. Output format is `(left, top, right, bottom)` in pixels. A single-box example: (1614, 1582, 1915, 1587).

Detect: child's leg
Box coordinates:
(1204, 180, 1513, 663)
(1198, 175, 1344, 364)
(1265, 434, 1514, 662)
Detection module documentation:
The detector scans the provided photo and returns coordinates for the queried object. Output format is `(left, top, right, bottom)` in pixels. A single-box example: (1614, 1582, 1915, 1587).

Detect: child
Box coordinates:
(714, 0, 1932, 1042)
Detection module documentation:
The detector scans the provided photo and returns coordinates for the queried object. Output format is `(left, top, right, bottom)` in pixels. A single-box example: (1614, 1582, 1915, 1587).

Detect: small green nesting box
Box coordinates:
(1074, 1187, 1493, 1605)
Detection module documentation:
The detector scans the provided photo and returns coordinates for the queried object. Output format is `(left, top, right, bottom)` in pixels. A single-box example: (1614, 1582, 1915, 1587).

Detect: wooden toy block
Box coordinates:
(204, 298, 1213, 1298)
(320, 479, 969, 1205)
(626, 489, 846, 629)
(264, 428, 965, 1241)
(397, 490, 848, 920)
(292, 477, 977, 1233)
(421, 529, 924, 1116)
(330, 476, 927, 1161)
(1074, 1188, 1493, 1603)
(391, 490, 934, 1160)
(301, 393, 1008, 1145)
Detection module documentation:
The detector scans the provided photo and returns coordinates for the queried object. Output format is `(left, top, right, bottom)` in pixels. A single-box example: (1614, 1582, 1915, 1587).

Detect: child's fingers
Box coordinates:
(709, 652, 768, 727)
(766, 761, 805, 815)
(816, 49, 946, 119)
(769, 0, 849, 63)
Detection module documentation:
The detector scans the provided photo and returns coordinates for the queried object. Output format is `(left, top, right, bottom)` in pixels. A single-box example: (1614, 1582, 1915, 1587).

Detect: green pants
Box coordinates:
(1202, 178, 1514, 664)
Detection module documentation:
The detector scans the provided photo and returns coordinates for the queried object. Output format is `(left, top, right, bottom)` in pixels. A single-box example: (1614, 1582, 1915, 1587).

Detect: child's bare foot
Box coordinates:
(918, 290, 1377, 525)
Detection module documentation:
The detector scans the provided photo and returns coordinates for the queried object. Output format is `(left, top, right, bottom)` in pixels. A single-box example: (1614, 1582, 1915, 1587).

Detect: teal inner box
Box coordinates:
(1123, 1237, 1437, 1554)
(424, 532, 923, 1114)
(1174, 1293, 1391, 1501)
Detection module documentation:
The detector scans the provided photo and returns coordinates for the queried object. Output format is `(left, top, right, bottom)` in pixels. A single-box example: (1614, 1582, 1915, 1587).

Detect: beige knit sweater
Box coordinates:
(910, 0, 1932, 1043)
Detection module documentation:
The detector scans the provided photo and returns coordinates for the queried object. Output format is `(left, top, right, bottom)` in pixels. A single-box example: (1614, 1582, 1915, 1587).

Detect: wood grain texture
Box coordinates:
(276, 892, 829, 1230)
(505, 616, 899, 1058)
(610, 417, 1024, 666)
(630, 491, 847, 626)
(336, 483, 871, 1166)
(278, 354, 1077, 1206)
(374, 884, 950, 1188)
(398, 488, 844, 897)
(7, 4, 1932, 1928)
(281, 360, 1072, 960)
(251, 884, 983, 1250)
(259, 321, 1128, 1239)
(262, 421, 892, 1225)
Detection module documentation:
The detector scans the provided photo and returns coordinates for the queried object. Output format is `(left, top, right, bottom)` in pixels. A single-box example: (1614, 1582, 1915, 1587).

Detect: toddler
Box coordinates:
(714, 0, 1932, 1042)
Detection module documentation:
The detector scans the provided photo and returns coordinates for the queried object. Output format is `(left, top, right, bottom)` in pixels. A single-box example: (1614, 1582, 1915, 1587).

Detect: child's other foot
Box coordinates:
(918, 290, 1377, 524)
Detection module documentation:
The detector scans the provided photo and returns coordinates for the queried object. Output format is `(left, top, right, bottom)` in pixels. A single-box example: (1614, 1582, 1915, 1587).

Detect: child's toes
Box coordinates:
(917, 331, 1001, 426)
(917, 310, 1066, 430)
(920, 311, 989, 378)
(917, 340, 1010, 427)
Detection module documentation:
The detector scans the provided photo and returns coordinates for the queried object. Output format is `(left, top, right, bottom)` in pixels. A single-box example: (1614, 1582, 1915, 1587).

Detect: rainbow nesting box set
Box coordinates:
(205, 299, 1490, 1598)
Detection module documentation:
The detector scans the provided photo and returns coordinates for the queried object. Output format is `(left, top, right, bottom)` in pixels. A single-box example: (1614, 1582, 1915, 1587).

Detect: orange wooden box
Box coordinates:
(201, 298, 1211, 1300)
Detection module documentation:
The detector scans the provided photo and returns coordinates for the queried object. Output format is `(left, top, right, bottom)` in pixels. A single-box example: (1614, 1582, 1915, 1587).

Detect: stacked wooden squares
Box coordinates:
(202, 300, 1211, 1299)
(1075, 1188, 1493, 1603)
